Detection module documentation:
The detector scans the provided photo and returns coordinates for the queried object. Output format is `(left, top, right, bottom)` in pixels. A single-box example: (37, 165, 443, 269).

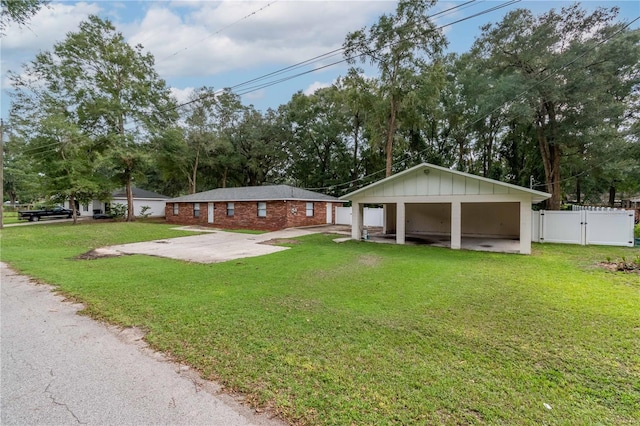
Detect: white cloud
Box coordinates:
(170, 86, 195, 104)
(127, 1, 394, 78)
(243, 89, 266, 101)
(2, 2, 102, 51)
(303, 80, 332, 95)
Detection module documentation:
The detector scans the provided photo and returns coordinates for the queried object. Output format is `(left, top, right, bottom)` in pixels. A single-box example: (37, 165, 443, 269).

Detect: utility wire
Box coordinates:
(169, 0, 519, 112)
(25, 0, 521, 158)
(157, 0, 280, 63)
(304, 14, 640, 194)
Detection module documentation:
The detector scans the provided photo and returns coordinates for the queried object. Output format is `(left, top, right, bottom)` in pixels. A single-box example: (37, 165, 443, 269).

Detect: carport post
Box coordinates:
(396, 202, 406, 244)
(451, 201, 461, 250)
(519, 200, 532, 254)
(351, 202, 363, 240)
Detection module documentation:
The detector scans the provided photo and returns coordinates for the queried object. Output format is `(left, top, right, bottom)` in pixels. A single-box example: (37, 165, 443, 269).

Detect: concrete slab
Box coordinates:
(368, 232, 521, 253)
(105, 228, 319, 264)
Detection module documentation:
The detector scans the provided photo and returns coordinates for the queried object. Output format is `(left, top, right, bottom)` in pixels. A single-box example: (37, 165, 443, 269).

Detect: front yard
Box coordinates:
(1, 222, 638, 424)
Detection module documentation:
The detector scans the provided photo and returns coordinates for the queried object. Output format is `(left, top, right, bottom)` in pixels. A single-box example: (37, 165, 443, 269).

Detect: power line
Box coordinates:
(304, 14, 640, 194)
(156, 0, 280, 64)
(168, 0, 519, 112)
(19, 0, 507, 156)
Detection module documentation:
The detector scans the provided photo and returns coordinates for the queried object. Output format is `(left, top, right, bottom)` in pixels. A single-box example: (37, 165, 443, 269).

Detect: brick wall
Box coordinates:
(165, 200, 342, 231)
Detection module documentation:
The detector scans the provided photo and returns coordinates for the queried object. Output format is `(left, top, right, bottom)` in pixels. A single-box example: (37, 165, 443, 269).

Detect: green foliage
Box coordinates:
(0, 0, 47, 34)
(138, 205, 152, 220)
(343, 0, 446, 177)
(9, 14, 176, 222)
(109, 203, 126, 220)
(635, 223, 640, 239)
(471, 5, 640, 208)
(1, 223, 638, 425)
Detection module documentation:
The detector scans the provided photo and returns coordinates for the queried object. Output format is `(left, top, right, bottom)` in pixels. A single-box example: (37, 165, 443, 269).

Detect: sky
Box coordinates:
(1, 0, 639, 120)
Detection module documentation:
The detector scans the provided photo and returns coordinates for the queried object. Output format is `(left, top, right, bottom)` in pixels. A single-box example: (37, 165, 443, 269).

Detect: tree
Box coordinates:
(2, 135, 42, 205)
(343, 0, 446, 177)
(9, 45, 109, 222)
(281, 88, 352, 194)
(0, 0, 47, 35)
(334, 69, 378, 186)
(472, 5, 640, 209)
(11, 15, 177, 221)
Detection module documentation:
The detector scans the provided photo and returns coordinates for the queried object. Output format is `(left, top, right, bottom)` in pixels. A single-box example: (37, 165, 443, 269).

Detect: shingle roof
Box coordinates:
(168, 185, 339, 203)
(112, 187, 170, 200)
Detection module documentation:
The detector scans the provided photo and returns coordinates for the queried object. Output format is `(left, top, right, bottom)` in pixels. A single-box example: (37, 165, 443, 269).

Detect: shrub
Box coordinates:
(138, 205, 152, 220)
(110, 203, 127, 220)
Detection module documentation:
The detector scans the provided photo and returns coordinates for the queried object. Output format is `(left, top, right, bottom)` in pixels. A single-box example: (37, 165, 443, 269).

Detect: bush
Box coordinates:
(138, 205, 152, 220)
(635, 223, 640, 239)
(110, 203, 127, 220)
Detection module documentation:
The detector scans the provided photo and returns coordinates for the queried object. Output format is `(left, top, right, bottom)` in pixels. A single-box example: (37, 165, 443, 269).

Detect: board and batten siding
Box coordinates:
(362, 168, 514, 199)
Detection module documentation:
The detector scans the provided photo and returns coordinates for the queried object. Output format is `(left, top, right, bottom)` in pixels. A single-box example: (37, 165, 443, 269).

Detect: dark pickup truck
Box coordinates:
(18, 206, 78, 222)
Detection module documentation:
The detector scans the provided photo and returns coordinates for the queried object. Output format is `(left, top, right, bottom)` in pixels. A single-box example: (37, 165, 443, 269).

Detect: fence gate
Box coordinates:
(537, 210, 634, 247)
(539, 211, 584, 245)
(585, 211, 635, 247)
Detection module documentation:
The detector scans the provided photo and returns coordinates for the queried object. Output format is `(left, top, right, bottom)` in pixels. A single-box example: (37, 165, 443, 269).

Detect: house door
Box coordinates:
(326, 203, 332, 224)
(208, 203, 214, 224)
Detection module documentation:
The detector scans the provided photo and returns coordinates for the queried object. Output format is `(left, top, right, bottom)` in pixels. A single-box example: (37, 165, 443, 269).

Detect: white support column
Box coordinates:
(451, 201, 461, 250)
(396, 202, 405, 244)
(519, 200, 532, 254)
(382, 204, 388, 234)
(351, 202, 363, 241)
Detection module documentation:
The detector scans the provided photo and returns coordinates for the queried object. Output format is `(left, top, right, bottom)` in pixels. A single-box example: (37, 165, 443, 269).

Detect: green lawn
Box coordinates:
(2, 211, 20, 225)
(1, 222, 639, 425)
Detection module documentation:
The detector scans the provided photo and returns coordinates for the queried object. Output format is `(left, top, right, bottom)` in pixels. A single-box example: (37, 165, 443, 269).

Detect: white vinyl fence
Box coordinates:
(335, 206, 384, 227)
(532, 209, 635, 247)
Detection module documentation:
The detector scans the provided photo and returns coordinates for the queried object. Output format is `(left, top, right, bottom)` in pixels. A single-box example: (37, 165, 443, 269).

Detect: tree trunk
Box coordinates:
(70, 193, 78, 225)
(351, 112, 360, 183)
(190, 149, 199, 194)
(609, 185, 616, 207)
(385, 98, 398, 177)
(536, 101, 562, 210)
(126, 177, 135, 222)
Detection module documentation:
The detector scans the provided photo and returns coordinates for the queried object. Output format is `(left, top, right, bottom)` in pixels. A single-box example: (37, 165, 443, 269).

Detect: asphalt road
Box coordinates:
(0, 263, 284, 426)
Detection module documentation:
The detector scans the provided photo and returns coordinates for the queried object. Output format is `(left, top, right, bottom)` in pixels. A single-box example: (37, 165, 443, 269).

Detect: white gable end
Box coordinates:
(354, 166, 543, 200)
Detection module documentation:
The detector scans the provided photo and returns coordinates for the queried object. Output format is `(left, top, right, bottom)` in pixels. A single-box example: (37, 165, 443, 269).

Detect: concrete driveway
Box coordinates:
(101, 227, 328, 264)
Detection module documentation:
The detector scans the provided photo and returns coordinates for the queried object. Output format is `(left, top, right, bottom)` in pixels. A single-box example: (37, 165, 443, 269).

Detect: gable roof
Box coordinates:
(168, 185, 339, 203)
(112, 187, 170, 200)
(340, 163, 551, 203)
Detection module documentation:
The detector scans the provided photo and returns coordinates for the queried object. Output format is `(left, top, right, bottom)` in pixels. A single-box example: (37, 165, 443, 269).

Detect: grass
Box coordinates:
(2, 211, 20, 225)
(1, 222, 639, 425)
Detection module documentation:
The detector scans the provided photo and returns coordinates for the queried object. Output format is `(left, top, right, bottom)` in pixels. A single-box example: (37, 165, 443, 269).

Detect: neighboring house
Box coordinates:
(68, 188, 170, 218)
(166, 185, 341, 231)
(340, 163, 551, 254)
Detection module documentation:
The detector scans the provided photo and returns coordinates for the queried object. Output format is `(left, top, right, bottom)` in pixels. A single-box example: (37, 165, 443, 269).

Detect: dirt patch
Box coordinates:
(598, 261, 640, 274)
(358, 254, 383, 267)
(260, 238, 301, 246)
(75, 249, 124, 260)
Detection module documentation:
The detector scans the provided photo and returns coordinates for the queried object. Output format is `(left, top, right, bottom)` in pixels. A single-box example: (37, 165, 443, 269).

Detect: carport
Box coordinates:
(341, 163, 550, 254)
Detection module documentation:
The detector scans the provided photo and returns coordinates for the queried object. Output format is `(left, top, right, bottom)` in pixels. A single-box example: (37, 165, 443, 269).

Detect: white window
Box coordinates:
(257, 202, 267, 217)
(227, 202, 235, 216)
(193, 203, 200, 218)
(306, 202, 314, 217)
(173, 203, 179, 215)
(83, 204, 89, 212)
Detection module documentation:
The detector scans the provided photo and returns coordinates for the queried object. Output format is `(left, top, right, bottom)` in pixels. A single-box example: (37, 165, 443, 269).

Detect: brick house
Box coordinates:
(165, 185, 342, 231)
